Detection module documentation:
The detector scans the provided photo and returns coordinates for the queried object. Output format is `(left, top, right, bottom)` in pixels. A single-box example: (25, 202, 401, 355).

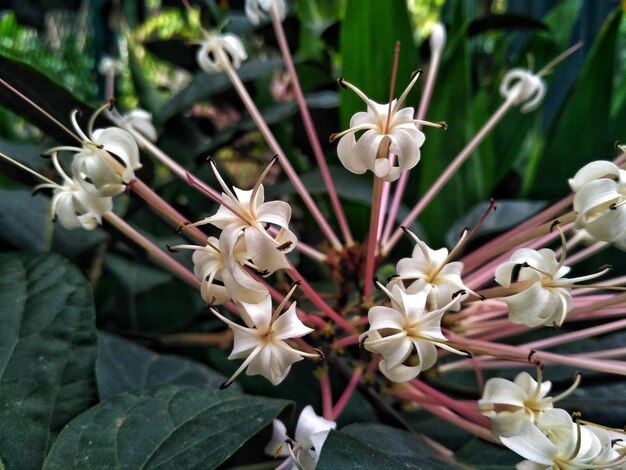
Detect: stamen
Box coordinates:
(337, 77, 382, 118)
(0, 152, 57, 186)
(392, 68, 422, 115)
(70, 109, 89, 142)
(87, 101, 114, 140)
(546, 372, 581, 404)
(250, 156, 278, 219)
(272, 281, 300, 321)
(207, 157, 238, 202)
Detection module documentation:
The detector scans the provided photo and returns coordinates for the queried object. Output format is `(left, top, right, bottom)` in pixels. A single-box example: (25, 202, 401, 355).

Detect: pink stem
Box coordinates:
(333, 334, 360, 350)
(319, 371, 334, 420)
(270, 6, 353, 246)
(332, 365, 363, 419)
(382, 95, 517, 255)
(287, 262, 354, 333)
(222, 61, 343, 251)
(363, 177, 384, 300)
(410, 379, 490, 427)
(103, 213, 200, 288)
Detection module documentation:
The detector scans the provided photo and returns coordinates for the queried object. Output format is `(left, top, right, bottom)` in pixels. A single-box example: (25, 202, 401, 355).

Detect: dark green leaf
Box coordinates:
(43, 385, 290, 469)
(444, 199, 546, 248)
(0, 188, 105, 257)
(317, 428, 455, 470)
(0, 253, 99, 470)
(96, 332, 237, 400)
(454, 438, 519, 468)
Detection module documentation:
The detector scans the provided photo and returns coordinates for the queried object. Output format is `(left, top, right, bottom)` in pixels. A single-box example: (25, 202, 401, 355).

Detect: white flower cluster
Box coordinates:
(38, 104, 150, 230)
(480, 371, 626, 468)
(172, 160, 317, 387)
(359, 232, 471, 382)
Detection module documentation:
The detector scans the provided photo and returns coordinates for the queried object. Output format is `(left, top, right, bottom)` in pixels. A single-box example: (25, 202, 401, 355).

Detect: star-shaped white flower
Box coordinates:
(192, 158, 297, 275)
(245, 0, 286, 25)
(169, 229, 269, 305)
(197, 32, 247, 74)
(212, 286, 318, 387)
(495, 247, 607, 327)
(389, 229, 471, 311)
(569, 160, 626, 244)
(478, 370, 581, 437)
(359, 283, 468, 382)
(45, 102, 141, 197)
(265, 405, 336, 469)
(330, 72, 445, 182)
(35, 153, 112, 230)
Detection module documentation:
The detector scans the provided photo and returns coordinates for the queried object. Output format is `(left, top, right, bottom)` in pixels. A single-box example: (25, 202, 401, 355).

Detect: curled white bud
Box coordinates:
(499, 68, 546, 112)
(245, 0, 286, 25)
(197, 33, 247, 74)
(36, 153, 112, 230)
(569, 160, 626, 244)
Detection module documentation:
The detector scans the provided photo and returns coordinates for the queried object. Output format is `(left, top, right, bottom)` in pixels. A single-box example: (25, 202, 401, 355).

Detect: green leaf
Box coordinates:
(43, 385, 290, 469)
(526, 8, 623, 198)
(339, 0, 418, 129)
(454, 438, 519, 469)
(96, 332, 238, 400)
(0, 252, 99, 470)
(318, 427, 455, 469)
(0, 188, 105, 257)
(0, 53, 93, 143)
(160, 58, 284, 119)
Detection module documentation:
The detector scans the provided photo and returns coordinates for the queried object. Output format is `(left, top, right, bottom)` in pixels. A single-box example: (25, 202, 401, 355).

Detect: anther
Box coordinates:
(610, 203, 618, 211)
(219, 381, 230, 390)
(166, 245, 178, 253)
(598, 264, 613, 272)
(313, 347, 325, 359)
(550, 220, 560, 232)
(527, 350, 537, 362)
(329, 133, 339, 143)
(177, 221, 190, 234)
(337, 77, 347, 89)
(410, 69, 423, 79)
(437, 121, 448, 130)
(452, 289, 467, 298)
(460, 349, 473, 358)
(277, 241, 293, 251)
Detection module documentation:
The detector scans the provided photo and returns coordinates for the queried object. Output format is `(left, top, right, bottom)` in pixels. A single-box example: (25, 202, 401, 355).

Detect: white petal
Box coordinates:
(500, 421, 557, 465)
(389, 127, 424, 172)
(569, 160, 620, 191)
(93, 127, 141, 171)
(264, 419, 291, 457)
(295, 405, 336, 451)
(237, 295, 273, 330)
(272, 303, 314, 340)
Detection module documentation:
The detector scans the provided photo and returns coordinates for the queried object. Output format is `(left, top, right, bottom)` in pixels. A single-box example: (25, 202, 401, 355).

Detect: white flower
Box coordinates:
(569, 160, 626, 243)
(192, 158, 297, 275)
(500, 409, 606, 470)
(265, 405, 336, 470)
(120, 109, 158, 142)
(197, 32, 247, 74)
(499, 68, 546, 112)
(495, 247, 606, 327)
(330, 73, 445, 182)
(245, 0, 286, 25)
(211, 288, 318, 387)
(36, 153, 112, 230)
(389, 229, 470, 311)
(478, 370, 581, 437)
(359, 283, 468, 382)
(46, 102, 141, 198)
(170, 231, 269, 305)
